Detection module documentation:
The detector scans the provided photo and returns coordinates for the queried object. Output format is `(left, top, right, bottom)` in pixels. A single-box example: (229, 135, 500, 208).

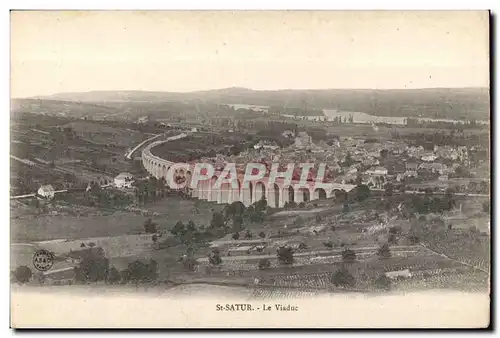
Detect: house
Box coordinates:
(419, 163, 448, 175)
(191, 127, 198, 132)
(421, 153, 438, 162)
(228, 245, 255, 256)
(438, 175, 449, 181)
(137, 116, 148, 124)
(365, 166, 388, 176)
(363, 158, 380, 167)
(384, 269, 412, 280)
(38, 185, 55, 199)
(406, 162, 419, 171)
(347, 167, 358, 174)
(114, 172, 134, 188)
(254, 140, 280, 151)
(294, 132, 313, 148)
(396, 170, 418, 182)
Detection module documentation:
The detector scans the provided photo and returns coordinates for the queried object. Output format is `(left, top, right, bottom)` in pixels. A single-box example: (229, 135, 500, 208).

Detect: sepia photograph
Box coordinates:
(9, 10, 491, 328)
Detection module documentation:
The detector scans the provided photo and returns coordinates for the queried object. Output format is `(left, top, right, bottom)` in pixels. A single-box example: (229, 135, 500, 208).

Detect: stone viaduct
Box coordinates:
(141, 138, 356, 208)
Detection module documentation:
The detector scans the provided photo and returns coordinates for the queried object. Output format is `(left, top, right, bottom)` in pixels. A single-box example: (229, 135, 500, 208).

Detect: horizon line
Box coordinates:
(13, 85, 490, 100)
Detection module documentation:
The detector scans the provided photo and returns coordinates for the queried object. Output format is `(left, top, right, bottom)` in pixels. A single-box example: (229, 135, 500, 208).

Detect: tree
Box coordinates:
(186, 221, 197, 233)
(232, 232, 240, 240)
(384, 183, 394, 197)
(380, 149, 389, 159)
(331, 265, 355, 287)
(356, 184, 371, 202)
(210, 212, 225, 228)
(244, 230, 253, 239)
(232, 215, 243, 231)
(323, 241, 334, 249)
(344, 152, 354, 167)
(483, 202, 490, 213)
(343, 202, 350, 213)
(144, 218, 157, 234)
(171, 221, 186, 236)
(88, 242, 96, 248)
(406, 232, 420, 244)
(258, 231, 266, 238)
(355, 175, 363, 185)
(388, 234, 398, 245)
(120, 269, 131, 284)
(258, 258, 271, 270)
(126, 260, 158, 284)
(14, 266, 32, 284)
(208, 248, 222, 266)
(341, 248, 357, 262)
(298, 242, 308, 250)
(276, 246, 294, 265)
(315, 215, 322, 223)
(225, 201, 246, 218)
(107, 266, 121, 284)
(182, 257, 198, 271)
(373, 274, 392, 291)
(75, 249, 110, 283)
(389, 226, 402, 235)
(254, 196, 268, 212)
(377, 243, 391, 259)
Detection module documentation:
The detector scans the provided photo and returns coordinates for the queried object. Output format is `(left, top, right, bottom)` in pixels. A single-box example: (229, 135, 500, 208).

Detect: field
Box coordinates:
(11, 196, 224, 243)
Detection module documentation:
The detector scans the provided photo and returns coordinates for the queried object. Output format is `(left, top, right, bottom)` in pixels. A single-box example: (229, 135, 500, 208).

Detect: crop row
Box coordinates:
(250, 287, 322, 300)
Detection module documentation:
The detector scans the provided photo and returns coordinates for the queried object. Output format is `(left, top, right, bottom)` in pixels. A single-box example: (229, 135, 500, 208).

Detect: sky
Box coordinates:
(10, 11, 490, 98)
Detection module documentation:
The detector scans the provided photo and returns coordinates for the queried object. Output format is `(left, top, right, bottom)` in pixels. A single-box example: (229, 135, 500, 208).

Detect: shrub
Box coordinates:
(107, 266, 121, 284)
(323, 241, 333, 249)
(276, 246, 294, 265)
(144, 218, 157, 234)
(208, 248, 222, 266)
(388, 234, 398, 245)
(258, 258, 271, 270)
(183, 257, 198, 271)
(373, 274, 392, 291)
(377, 243, 391, 258)
(332, 266, 355, 287)
(341, 248, 356, 262)
(14, 266, 32, 284)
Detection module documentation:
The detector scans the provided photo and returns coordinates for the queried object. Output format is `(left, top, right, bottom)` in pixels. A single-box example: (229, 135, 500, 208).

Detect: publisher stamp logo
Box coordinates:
(33, 249, 54, 271)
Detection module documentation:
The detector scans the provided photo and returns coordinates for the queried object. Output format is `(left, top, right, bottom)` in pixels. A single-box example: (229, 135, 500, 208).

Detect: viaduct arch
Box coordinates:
(141, 136, 356, 208)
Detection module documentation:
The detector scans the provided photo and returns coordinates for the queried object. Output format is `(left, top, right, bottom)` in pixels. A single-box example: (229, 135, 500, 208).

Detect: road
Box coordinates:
(370, 187, 489, 198)
(197, 245, 421, 263)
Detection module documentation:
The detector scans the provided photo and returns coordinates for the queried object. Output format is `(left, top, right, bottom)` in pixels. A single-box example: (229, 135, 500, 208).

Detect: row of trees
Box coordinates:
(75, 247, 159, 285)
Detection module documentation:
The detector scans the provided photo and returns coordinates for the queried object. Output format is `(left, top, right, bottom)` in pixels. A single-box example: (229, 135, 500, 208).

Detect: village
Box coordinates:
(10, 109, 490, 296)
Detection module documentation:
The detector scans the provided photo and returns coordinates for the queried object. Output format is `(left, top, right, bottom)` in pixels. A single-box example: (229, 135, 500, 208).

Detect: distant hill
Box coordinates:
(15, 87, 490, 121)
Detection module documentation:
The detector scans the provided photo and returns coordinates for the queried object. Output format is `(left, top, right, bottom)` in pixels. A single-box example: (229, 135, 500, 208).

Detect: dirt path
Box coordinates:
(420, 243, 489, 274)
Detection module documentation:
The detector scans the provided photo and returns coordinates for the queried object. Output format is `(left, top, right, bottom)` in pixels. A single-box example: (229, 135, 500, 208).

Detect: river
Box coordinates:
(227, 104, 489, 125)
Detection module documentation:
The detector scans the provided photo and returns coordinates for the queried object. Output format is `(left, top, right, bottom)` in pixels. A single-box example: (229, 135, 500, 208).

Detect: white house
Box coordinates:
(365, 166, 388, 176)
(114, 172, 134, 188)
(137, 116, 148, 124)
(254, 140, 280, 151)
(294, 132, 313, 148)
(38, 185, 55, 199)
(384, 269, 412, 280)
(421, 153, 438, 162)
